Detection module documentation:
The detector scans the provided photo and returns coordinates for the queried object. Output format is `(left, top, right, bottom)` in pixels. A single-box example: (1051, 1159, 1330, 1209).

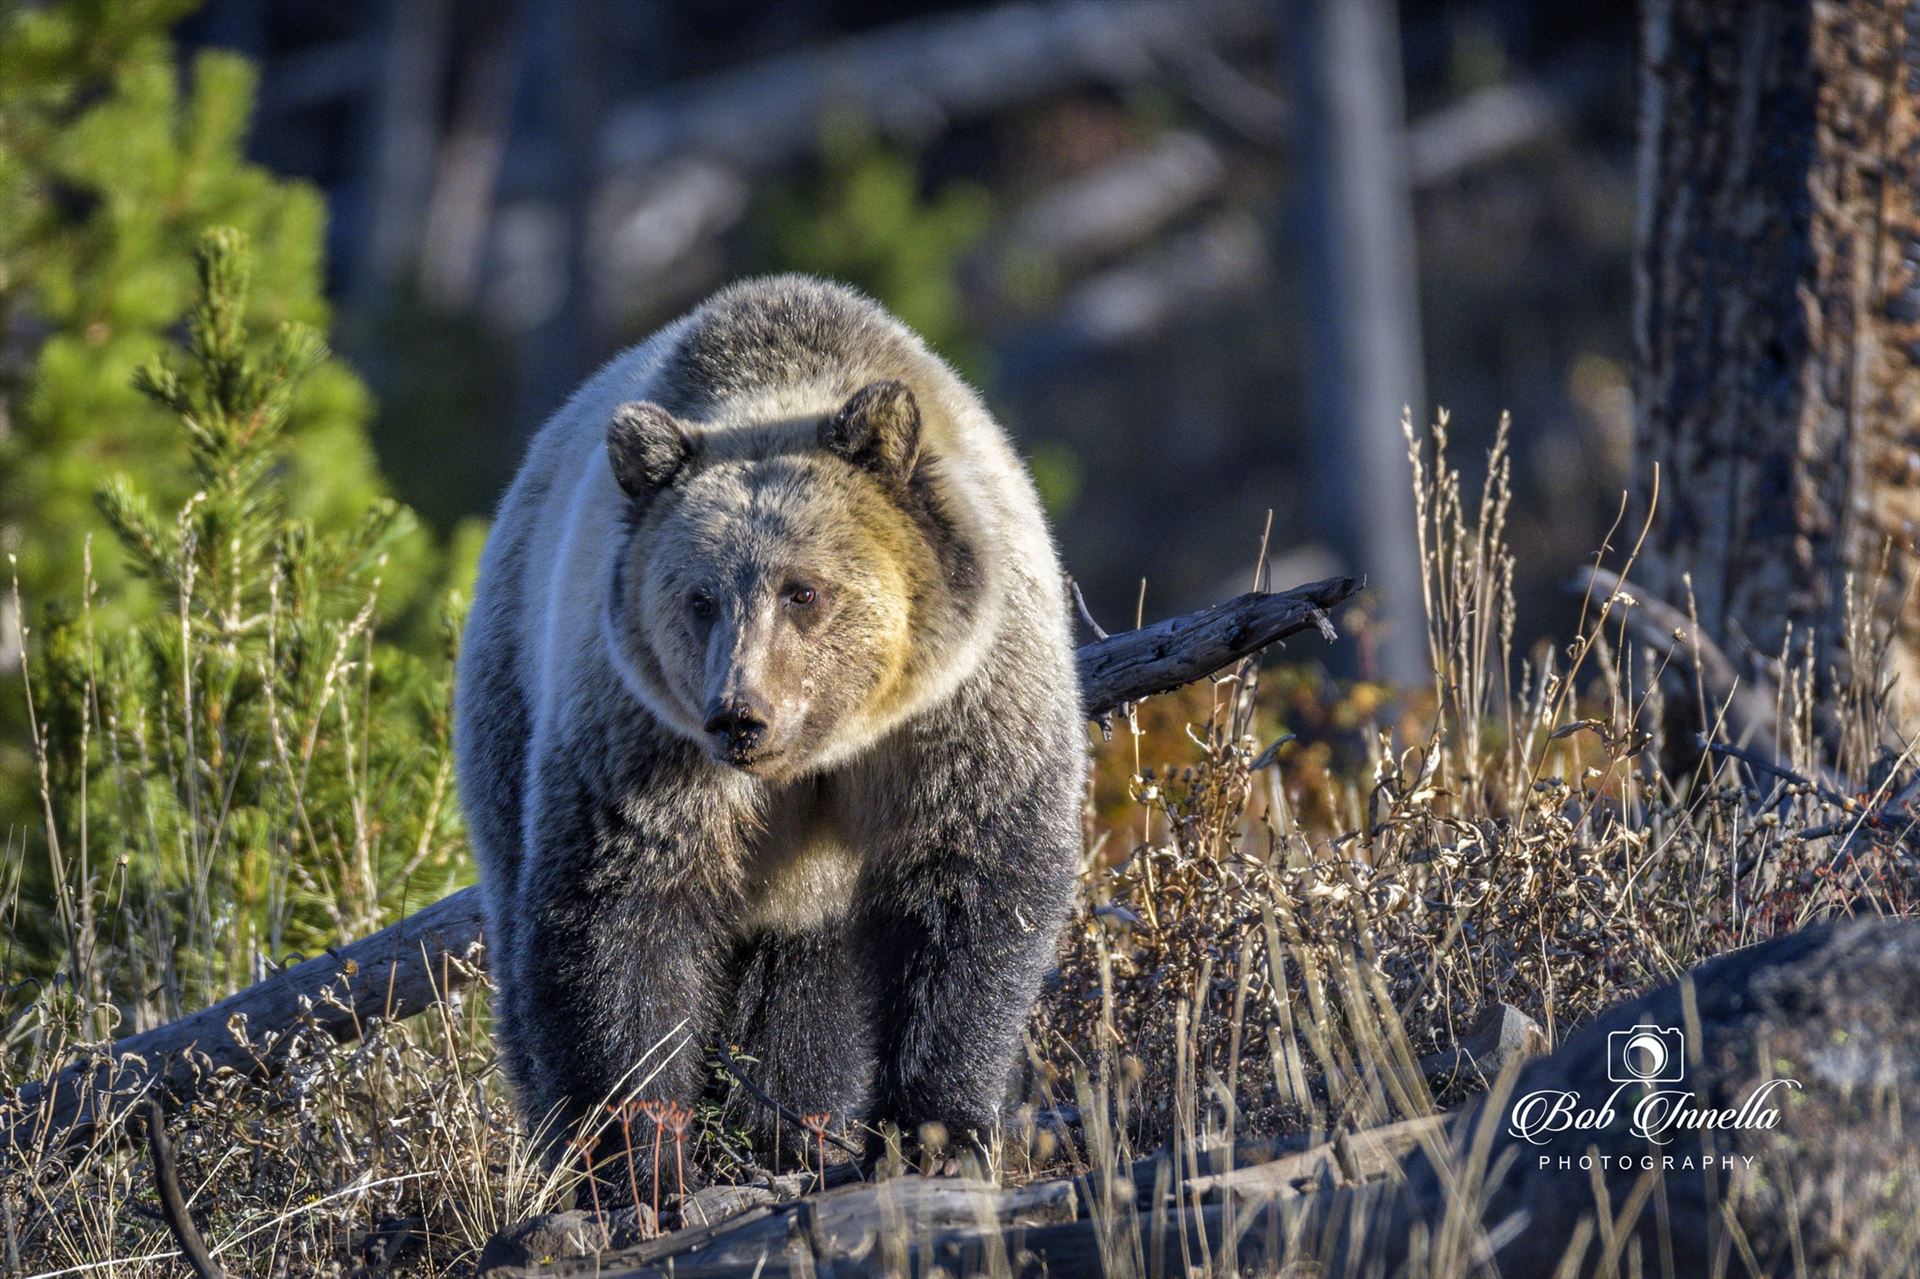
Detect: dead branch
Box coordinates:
(1581, 565, 1780, 746)
(143, 1096, 225, 1279)
(4, 574, 1359, 1152)
(1077, 575, 1360, 716)
(1404, 50, 1614, 188)
(990, 132, 1228, 279)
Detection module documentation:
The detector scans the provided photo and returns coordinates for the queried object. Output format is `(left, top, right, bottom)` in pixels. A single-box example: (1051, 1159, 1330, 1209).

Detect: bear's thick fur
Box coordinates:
(455, 277, 1086, 1188)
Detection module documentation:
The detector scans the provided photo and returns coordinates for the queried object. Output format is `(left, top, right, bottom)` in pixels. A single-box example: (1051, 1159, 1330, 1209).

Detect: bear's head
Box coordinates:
(602, 379, 980, 780)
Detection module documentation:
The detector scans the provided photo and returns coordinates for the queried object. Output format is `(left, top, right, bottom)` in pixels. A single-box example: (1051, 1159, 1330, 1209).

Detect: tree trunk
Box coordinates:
(1290, 0, 1428, 688)
(1633, 0, 1920, 736)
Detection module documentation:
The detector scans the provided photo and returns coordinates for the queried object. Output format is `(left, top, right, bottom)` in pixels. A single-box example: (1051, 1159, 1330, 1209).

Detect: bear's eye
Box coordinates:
(688, 590, 716, 619)
(784, 584, 818, 608)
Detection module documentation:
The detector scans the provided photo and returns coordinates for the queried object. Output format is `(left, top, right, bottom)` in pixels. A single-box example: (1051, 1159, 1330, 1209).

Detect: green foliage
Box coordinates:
(0, 0, 434, 622)
(749, 117, 993, 377)
(25, 229, 467, 1015)
(1025, 440, 1084, 518)
(0, 2, 471, 1011)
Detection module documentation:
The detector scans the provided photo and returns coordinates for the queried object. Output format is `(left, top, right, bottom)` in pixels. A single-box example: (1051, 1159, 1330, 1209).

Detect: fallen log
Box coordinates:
(1184, 1113, 1445, 1202)
(477, 1119, 1422, 1277)
(2, 574, 1360, 1152)
(2, 887, 488, 1152)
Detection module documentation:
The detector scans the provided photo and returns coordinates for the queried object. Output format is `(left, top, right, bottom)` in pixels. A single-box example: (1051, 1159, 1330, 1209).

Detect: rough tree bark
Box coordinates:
(1634, 0, 1920, 731)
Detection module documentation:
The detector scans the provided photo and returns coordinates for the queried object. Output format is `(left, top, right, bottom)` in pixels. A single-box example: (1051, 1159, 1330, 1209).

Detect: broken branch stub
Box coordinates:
(1077, 575, 1360, 716)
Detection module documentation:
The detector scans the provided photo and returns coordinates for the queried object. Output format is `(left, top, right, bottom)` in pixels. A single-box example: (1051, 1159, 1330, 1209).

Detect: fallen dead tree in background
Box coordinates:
(1, 574, 1361, 1154)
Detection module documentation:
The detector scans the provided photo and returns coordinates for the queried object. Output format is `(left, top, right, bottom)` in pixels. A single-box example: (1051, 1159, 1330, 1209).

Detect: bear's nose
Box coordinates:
(703, 696, 771, 755)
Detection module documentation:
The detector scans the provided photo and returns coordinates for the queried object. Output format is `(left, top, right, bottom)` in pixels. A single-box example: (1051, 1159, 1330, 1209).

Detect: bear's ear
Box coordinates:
(820, 379, 921, 489)
(607, 402, 694, 497)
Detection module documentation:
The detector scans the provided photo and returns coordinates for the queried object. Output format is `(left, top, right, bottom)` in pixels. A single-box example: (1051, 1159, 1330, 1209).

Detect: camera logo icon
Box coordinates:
(1608, 1024, 1685, 1084)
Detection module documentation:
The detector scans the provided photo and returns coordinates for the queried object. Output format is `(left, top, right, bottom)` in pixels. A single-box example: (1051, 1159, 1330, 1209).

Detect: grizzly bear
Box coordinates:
(455, 276, 1087, 1190)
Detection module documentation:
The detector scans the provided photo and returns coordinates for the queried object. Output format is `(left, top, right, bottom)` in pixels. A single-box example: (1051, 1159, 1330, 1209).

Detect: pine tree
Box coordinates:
(1, 2, 469, 1018)
(27, 229, 465, 1019)
(0, 0, 435, 640)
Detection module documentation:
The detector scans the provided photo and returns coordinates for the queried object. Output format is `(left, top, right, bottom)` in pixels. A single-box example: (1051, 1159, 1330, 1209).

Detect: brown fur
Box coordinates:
(606, 424, 954, 781)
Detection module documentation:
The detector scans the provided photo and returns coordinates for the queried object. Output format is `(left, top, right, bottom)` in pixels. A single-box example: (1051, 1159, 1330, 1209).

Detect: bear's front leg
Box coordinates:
(513, 750, 742, 1197)
(854, 698, 1083, 1157)
(722, 923, 874, 1163)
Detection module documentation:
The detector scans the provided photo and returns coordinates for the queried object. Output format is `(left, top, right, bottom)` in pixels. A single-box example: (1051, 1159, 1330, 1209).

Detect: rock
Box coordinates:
(353, 1214, 426, 1269)
(475, 1206, 653, 1277)
(1417, 1000, 1548, 1089)
(475, 1213, 599, 1277)
(1368, 918, 1920, 1277)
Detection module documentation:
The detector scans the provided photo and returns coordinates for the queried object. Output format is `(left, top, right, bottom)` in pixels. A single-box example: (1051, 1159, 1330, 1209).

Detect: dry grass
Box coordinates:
(1, 956, 580, 1274)
(5, 415, 1918, 1275)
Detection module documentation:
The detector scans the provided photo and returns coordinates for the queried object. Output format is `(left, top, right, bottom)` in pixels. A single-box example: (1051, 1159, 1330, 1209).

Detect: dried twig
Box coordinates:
(142, 1097, 224, 1279)
(1068, 577, 1111, 641)
(1070, 575, 1132, 738)
(1578, 566, 1780, 747)
(1704, 738, 1851, 810)
(717, 1047, 864, 1159)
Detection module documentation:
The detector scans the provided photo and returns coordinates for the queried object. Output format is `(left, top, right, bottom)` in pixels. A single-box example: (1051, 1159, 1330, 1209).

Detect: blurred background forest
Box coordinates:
(9, 0, 1638, 663)
(240, 0, 1636, 644)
